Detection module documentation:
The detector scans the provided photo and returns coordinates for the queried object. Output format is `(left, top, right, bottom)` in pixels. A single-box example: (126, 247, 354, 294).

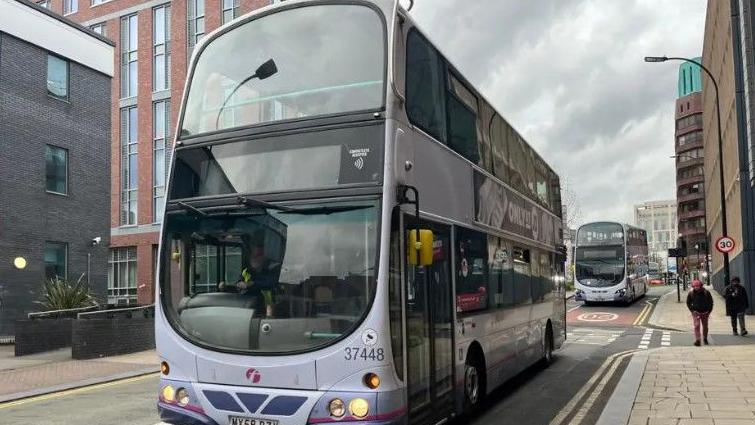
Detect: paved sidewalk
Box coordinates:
(649, 287, 731, 334)
(630, 345, 755, 424)
(0, 345, 159, 402)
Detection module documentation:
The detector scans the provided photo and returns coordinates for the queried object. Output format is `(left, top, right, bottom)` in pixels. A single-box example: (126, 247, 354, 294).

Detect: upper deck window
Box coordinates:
(180, 4, 385, 137)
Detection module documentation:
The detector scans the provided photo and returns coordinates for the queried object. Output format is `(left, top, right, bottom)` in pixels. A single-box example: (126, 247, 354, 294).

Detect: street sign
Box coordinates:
(715, 236, 736, 254)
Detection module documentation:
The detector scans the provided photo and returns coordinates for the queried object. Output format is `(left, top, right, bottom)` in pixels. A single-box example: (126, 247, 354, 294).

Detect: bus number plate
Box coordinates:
(228, 416, 278, 425)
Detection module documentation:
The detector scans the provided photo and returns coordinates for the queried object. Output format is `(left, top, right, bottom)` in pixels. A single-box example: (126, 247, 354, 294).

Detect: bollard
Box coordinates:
(677, 278, 681, 303)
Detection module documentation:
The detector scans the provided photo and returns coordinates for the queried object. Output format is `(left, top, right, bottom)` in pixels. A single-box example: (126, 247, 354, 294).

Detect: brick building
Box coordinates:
(674, 59, 708, 278)
(39, 0, 279, 305)
(0, 0, 113, 336)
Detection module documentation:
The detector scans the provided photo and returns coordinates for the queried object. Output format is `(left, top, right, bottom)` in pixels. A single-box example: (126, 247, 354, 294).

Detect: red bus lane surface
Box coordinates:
(567, 300, 652, 327)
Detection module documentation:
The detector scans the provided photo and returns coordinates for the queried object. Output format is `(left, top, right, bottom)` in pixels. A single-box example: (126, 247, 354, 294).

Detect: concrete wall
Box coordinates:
(0, 33, 111, 336)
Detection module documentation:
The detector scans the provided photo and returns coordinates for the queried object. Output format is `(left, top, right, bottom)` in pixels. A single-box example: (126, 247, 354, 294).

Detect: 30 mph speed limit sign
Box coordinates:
(716, 236, 736, 254)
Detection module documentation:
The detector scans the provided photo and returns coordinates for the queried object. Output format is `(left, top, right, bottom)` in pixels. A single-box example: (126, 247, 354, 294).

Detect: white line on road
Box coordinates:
(568, 305, 581, 313)
(548, 349, 638, 425)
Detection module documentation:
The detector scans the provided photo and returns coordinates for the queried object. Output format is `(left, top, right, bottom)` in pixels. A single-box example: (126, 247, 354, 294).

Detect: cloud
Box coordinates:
(412, 0, 706, 225)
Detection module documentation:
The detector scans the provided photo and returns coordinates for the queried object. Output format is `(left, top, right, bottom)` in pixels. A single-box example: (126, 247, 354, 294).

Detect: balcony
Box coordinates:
(677, 191, 704, 203)
(678, 209, 705, 220)
(676, 174, 704, 187)
(675, 138, 704, 153)
(676, 156, 704, 170)
(680, 226, 706, 237)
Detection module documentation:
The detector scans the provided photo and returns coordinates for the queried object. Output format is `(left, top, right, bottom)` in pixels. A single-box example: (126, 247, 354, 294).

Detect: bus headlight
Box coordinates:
(176, 388, 190, 407)
(161, 385, 176, 403)
(349, 398, 369, 419)
(616, 289, 626, 296)
(328, 398, 345, 418)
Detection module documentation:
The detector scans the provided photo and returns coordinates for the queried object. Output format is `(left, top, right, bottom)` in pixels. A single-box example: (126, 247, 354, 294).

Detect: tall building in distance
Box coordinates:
(40, 0, 278, 305)
(0, 0, 113, 336)
(675, 58, 707, 277)
(634, 200, 678, 270)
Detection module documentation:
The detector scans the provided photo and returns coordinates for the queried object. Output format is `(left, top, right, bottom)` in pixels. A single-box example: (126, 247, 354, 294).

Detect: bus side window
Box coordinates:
(446, 73, 479, 164)
(406, 31, 447, 144)
(488, 236, 513, 308)
(455, 227, 489, 313)
(490, 115, 510, 185)
(512, 247, 532, 305)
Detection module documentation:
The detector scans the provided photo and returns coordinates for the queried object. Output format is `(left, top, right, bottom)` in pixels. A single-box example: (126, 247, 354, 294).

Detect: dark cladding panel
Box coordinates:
(474, 171, 558, 247)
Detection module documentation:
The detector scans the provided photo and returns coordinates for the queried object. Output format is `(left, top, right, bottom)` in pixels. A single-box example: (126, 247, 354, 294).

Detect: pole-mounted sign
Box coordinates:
(715, 236, 736, 254)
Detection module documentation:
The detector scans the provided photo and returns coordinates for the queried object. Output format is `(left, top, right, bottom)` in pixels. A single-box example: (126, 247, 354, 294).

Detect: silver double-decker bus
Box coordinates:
(156, 1, 567, 424)
(574, 222, 649, 304)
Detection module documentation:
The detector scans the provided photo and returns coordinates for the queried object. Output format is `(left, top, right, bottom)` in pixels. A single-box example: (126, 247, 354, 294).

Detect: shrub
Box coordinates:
(37, 275, 99, 311)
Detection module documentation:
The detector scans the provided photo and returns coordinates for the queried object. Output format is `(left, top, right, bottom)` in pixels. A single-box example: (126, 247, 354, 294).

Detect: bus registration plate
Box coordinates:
(228, 416, 278, 425)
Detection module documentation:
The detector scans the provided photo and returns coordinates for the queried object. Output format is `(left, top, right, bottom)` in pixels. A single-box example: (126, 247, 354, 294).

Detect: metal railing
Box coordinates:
(28, 305, 98, 320)
(77, 304, 154, 320)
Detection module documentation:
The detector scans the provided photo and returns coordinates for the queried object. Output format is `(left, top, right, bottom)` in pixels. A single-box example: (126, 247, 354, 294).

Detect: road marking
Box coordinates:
(548, 349, 638, 425)
(661, 331, 671, 346)
(632, 300, 654, 326)
(577, 312, 618, 322)
(638, 329, 653, 350)
(566, 328, 624, 346)
(568, 305, 581, 313)
(0, 372, 159, 410)
(567, 350, 636, 425)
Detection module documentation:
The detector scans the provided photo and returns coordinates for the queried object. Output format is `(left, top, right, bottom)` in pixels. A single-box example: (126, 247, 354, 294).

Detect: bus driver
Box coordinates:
(218, 237, 280, 316)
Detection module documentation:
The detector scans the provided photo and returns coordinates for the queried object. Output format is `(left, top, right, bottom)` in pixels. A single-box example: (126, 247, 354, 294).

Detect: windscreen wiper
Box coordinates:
(237, 196, 293, 212)
(176, 201, 207, 217)
(279, 205, 371, 215)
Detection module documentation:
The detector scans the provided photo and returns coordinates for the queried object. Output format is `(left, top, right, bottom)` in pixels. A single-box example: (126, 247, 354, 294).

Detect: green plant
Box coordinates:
(36, 275, 98, 311)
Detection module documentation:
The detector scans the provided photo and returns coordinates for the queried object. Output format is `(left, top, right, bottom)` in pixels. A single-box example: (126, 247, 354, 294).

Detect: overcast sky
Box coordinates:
(410, 0, 707, 227)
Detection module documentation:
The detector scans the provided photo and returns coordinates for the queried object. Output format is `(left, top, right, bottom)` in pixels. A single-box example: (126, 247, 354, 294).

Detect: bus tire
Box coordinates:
(542, 323, 554, 366)
(464, 347, 486, 414)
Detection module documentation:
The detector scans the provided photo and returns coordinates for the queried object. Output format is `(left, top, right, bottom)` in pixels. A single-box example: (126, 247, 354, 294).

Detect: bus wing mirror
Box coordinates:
(407, 229, 434, 266)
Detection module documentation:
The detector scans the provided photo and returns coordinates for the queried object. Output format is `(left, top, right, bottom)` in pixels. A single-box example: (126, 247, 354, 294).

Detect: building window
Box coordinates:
(677, 130, 702, 147)
(187, 0, 205, 53)
(222, 0, 239, 24)
(120, 14, 138, 98)
(47, 55, 69, 100)
(153, 100, 170, 223)
(92, 0, 109, 5)
(45, 145, 68, 195)
(153, 5, 171, 91)
(108, 247, 137, 304)
(63, 0, 77, 15)
(44, 242, 68, 280)
(90, 22, 106, 36)
(37, 0, 50, 8)
(121, 107, 138, 225)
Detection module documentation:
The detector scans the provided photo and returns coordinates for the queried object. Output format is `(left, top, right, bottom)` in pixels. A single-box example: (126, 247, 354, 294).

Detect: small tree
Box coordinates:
(37, 275, 98, 311)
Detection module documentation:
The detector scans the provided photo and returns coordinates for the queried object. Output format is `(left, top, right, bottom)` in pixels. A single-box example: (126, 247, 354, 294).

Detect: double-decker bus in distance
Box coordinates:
(155, 1, 567, 424)
(574, 222, 649, 304)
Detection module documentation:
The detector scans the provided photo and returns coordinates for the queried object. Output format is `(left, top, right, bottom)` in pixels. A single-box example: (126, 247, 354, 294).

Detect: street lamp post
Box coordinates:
(647, 55, 731, 287)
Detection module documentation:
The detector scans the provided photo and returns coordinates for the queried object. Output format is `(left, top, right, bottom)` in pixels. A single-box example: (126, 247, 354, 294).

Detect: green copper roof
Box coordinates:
(678, 57, 703, 97)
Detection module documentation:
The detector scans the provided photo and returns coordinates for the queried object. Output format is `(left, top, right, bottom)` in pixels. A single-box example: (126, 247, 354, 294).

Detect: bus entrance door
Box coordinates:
(405, 222, 454, 424)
